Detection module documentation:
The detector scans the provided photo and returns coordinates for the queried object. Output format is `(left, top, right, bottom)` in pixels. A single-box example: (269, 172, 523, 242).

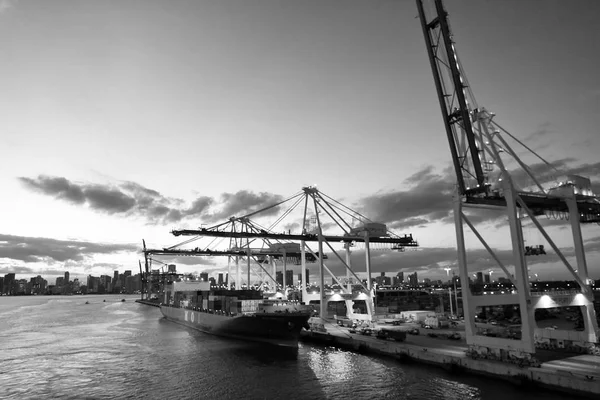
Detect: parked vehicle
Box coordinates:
(376, 329, 407, 342)
(358, 327, 373, 336)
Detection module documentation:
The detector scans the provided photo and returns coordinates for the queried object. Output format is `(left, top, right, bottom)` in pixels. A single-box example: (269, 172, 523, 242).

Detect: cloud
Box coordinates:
(0, 0, 17, 14)
(19, 175, 282, 226)
(357, 156, 600, 232)
(83, 185, 136, 213)
(0, 233, 137, 263)
(207, 190, 284, 222)
(20, 176, 85, 204)
(523, 122, 552, 142)
(357, 166, 454, 228)
(356, 166, 504, 229)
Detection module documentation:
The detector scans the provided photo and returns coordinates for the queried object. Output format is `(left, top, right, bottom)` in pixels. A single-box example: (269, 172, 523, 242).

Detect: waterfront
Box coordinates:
(0, 296, 584, 400)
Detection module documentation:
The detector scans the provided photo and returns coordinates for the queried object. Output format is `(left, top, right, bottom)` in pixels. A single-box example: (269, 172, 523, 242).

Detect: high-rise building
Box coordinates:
(3, 273, 15, 295)
(484, 274, 490, 283)
(200, 272, 209, 282)
(298, 269, 310, 285)
(276, 271, 283, 286)
(64, 271, 70, 284)
(397, 271, 404, 283)
(409, 272, 418, 287)
(476, 272, 483, 284)
(285, 270, 294, 287)
(30, 275, 47, 295)
(218, 273, 223, 286)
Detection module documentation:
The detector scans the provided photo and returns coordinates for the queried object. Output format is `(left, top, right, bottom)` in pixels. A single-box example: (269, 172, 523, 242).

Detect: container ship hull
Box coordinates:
(160, 305, 310, 347)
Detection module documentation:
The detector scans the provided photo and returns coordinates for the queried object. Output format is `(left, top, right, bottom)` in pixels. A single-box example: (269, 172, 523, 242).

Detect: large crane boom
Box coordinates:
(417, 0, 486, 196)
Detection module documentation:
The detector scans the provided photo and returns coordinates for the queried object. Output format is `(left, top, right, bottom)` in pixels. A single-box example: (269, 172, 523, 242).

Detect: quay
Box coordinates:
(300, 319, 600, 399)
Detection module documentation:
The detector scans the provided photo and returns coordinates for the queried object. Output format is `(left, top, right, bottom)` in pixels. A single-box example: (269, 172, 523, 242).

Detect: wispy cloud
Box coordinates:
(0, 233, 138, 263)
(523, 122, 552, 142)
(0, 0, 18, 14)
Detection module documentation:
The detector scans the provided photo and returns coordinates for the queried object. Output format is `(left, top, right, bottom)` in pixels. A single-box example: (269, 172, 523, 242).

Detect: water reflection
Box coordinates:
(307, 346, 359, 383)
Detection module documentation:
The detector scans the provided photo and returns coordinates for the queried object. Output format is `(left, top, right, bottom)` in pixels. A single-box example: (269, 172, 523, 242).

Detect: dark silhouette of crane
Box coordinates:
(417, 0, 599, 360)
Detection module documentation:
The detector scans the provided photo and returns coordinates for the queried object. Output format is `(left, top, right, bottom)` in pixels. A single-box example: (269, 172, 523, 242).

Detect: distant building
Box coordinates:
(64, 271, 70, 284)
(276, 271, 283, 286)
(285, 270, 294, 287)
(298, 269, 310, 285)
(200, 272, 209, 282)
(30, 275, 47, 295)
(408, 272, 418, 287)
(484, 274, 490, 283)
(476, 272, 483, 284)
(375, 272, 391, 286)
(3, 273, 15, 295)
(218, 273, 223, 286)
(397, 271, 404, 283)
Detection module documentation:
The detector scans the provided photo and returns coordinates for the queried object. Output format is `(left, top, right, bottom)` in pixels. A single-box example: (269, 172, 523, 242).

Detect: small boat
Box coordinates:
(103, 299, 106, 302)
(85, 301, 89, 304)
(121, 299, 126, 302)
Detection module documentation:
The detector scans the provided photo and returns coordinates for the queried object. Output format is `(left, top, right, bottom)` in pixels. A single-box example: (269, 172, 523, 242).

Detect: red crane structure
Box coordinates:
(146, 186, 418, 320)
(417, 0, 599, 362)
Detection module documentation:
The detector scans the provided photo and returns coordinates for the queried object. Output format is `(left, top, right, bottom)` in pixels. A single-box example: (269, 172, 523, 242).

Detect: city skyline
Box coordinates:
(1, 0, 599, 283)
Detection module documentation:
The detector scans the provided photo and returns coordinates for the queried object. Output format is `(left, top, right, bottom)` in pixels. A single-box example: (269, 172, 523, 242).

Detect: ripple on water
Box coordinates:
(0, 298, 577, 400)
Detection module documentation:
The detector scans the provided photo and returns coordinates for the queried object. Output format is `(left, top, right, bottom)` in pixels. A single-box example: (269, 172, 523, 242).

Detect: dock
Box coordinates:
(300, 319, 600, 399)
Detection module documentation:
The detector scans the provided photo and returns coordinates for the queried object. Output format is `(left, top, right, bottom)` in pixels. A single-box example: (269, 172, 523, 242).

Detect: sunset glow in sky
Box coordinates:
(1, 0, 599, 283)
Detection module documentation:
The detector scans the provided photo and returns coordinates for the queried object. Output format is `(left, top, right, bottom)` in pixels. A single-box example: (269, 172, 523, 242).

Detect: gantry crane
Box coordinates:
(141, 240, 183, 300)
(168, 186, 418, 320)
(417, 0, 599, 361)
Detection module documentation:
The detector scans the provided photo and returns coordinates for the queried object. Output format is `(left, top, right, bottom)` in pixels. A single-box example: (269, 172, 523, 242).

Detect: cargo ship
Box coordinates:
(160, 280, 313, 347)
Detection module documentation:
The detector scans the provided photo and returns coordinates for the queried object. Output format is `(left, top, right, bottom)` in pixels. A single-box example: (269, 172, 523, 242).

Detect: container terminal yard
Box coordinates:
(138, 0, 600, 397)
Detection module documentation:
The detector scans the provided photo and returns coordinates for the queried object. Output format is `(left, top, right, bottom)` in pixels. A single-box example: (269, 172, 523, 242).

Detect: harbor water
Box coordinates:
(0, 296, 577, 400)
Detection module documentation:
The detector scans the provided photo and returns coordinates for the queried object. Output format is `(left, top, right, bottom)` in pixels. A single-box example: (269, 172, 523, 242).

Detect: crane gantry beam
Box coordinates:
(143, 247, 321, 261)
(171, 228, 418, 246)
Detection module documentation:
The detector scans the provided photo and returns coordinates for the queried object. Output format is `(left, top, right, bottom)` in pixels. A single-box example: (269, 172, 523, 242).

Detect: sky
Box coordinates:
(0, 0, 599, 285)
